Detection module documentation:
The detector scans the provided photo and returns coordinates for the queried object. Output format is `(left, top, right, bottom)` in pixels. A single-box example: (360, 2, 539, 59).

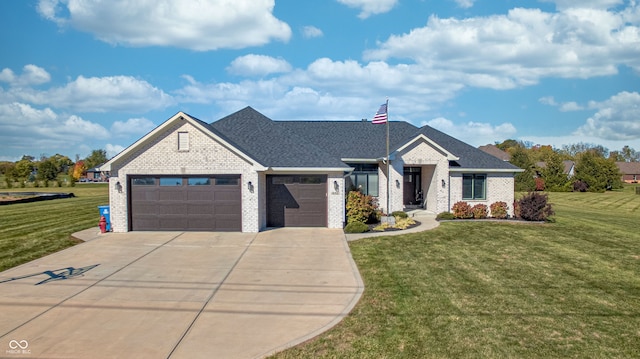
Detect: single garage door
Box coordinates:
(130, 175, 241, 231)
(267, 175, 327, 227)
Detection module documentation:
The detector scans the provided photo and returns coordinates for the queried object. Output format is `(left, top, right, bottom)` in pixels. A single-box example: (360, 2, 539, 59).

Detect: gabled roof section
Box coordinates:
(414, 126, 523, 172)
(616, 161, 640, 174)
(100, 112, 259, 171)
(210, 107, 350, 169)
(478, 144, 511, 161)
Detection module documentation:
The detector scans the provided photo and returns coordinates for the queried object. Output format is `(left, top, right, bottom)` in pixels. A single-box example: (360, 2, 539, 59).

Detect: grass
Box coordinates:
(272, 185, 640, 358)
(0, 184, 108, 271)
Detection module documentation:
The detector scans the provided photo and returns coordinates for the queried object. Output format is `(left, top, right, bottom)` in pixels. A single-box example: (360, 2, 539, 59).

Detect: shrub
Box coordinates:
(392, 211, 408, 219)
(346, 190, 378, 224)
(535, 177, 545, 191)
(573, 180, 588, 192)
(452, 201, 473, 219)
(344, 221, 369, 233)
(515, 192, 555, 222)
(436, 211, 455, 220)
(490, 201, 509, 219)
(373, 222, 391, 231)
(471, 204, 488, 219)
(394, 217, 416, 230)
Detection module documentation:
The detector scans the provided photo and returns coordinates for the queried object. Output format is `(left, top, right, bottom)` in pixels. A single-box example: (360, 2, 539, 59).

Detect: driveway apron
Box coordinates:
(0, 229, 363, 359)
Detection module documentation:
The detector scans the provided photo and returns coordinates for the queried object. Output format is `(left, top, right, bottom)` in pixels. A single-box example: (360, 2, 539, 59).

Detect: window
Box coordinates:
(188, 178, 210, 186)
(132, 177, 155, 186)
(463, 174, 486, 200)
(347, 163, 379, 196)
(215, 177, 239, 186)
(178, 131, 189, 151)
(160, 177, 183, 186)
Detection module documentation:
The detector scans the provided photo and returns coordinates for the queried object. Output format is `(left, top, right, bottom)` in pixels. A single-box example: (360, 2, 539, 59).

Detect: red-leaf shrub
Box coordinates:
(471, 204, 488, 219)
(452, 201, 473, 219)
(490, 201, 509, 219)
(535, 177, 545, 191)
(573, 180, 589, 192)
(515, 192, 554, 222)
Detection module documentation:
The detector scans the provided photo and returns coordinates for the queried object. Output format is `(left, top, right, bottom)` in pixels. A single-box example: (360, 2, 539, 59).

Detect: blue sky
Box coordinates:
(1, 0, 639, 161)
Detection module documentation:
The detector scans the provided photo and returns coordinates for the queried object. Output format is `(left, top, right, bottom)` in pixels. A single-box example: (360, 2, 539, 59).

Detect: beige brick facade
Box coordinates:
(106, 115, 345, 233)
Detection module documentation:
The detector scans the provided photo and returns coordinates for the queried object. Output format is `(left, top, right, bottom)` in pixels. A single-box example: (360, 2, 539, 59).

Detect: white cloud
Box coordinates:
(364, 6, 640, 88)
(37, 0, 291, 51)
(453, 0, 476, 9)
(539, 96, 585, 111)
(0, 65, 51, 87)
(423, 117, 517, 146)
(336, 0, 398, 19)
(559, 101, 584, 111)
(542, 0, 624, 10)
(5, 75, 174, 113)
(105, 143, 126, 158)
(111, 117, 156, 137)
(302, 26, 323, 38)
(539, 96, 558, 106)
(575, 91, 640, 140)
(227, 55, 293, 77)
(0, 103, 109, 156)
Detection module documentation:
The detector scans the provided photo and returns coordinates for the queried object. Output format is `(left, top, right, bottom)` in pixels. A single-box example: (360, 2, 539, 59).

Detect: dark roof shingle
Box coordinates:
(209, 106, 521, 171)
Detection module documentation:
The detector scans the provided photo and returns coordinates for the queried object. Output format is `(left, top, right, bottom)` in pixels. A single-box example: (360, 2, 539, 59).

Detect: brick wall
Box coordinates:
(449, 172, 516, 216)
(108, 120, 261, 232)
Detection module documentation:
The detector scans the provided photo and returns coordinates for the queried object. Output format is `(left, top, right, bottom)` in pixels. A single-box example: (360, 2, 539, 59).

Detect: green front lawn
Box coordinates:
(273, 185, 640, 358)
(0, 184, 108, 271)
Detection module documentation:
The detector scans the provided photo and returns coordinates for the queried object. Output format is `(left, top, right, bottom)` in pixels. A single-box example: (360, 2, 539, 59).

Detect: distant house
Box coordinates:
(100, 107, 523, 233)
(478, 144, 511, 161)
(85, 166, 109, 182)
(616, 162, 640, 183)
(535, 160, 575, 179)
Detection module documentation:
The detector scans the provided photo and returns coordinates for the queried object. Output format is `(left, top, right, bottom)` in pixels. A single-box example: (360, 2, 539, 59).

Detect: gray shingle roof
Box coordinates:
(209, 107, 349, 168)
(208, 106, 521, 171)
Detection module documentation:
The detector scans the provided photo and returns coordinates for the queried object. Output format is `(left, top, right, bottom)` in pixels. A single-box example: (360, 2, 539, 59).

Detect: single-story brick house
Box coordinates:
(616, 162, 640, 183)
(100, 107, 523, 232)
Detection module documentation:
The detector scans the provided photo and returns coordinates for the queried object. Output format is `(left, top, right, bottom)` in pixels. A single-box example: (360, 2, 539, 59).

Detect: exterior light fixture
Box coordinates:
(333, 180, 339, 192)
(115, 181, 122, 193)
(441, 179, 446, 187)
(248, 181, 254, 193)
(395, 179, 400, 188)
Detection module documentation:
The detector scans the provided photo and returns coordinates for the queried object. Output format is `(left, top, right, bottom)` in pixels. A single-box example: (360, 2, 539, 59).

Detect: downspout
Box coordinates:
(447, 172, 451, 212)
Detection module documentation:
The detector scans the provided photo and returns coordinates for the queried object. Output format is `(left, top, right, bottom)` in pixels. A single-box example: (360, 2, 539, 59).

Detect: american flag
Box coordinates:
(372, 103, 388, 124)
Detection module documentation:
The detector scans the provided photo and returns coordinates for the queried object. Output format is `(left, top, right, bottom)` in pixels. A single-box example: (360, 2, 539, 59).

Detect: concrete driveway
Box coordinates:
(0, 229, 363, 359)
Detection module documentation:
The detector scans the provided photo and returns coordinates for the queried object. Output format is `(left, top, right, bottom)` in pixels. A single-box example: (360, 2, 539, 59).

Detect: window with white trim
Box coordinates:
(463, 174, 486, 200)
(178, 131, 189, 151)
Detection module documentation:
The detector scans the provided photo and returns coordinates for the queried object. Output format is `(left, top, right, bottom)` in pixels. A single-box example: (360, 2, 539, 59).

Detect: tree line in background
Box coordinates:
(498, 140, 637, 193)
(0, 149, 108, 188)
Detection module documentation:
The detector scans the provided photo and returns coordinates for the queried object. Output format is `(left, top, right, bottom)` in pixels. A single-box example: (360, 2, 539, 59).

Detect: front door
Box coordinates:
(403, 167, 423, 207)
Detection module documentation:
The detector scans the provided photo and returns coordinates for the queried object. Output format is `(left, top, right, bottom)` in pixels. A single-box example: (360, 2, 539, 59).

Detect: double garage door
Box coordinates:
(130, 175, 241, 231)
(129, 174, 328, 231)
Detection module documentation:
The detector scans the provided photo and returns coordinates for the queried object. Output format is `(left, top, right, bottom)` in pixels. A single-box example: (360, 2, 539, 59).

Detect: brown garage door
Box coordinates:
(267, 175, 327, 227)
(130, 175, 241, 231)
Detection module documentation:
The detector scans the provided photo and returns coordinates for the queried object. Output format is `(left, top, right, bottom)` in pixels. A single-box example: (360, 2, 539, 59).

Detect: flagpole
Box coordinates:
(385, 98, 390, 216)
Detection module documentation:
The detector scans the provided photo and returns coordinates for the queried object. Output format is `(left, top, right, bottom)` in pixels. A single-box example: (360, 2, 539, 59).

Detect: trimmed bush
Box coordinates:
(392, 211, 408, 219)
(344, 221, 369, 233)
(490, 201, 509, 219)
(436, 211, 455, 220)
(471, 204, 488, 219)
(346, 190, 378, 224)
(515, 192, 555, 222)
(452, 201, 473, 219)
